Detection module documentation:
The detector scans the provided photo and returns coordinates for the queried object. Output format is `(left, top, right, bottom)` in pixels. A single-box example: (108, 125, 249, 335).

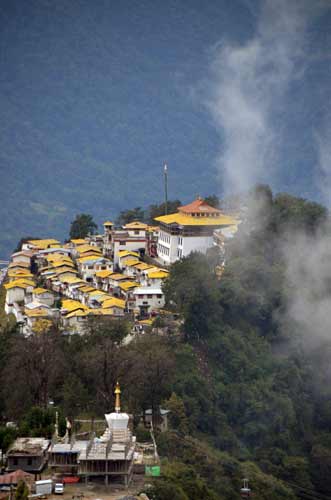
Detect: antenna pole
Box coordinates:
(164, 163, 168, 215)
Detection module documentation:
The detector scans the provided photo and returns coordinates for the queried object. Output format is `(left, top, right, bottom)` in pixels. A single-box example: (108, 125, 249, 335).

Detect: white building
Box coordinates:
(155, 198, 239, 265)
(133, 287, 165, 316)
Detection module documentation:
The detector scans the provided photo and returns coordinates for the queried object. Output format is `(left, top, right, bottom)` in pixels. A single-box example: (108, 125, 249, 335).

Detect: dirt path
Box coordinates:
(48, 477, 145, 500)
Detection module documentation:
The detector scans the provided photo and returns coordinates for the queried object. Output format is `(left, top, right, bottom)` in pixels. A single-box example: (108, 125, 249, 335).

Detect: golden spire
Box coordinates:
(114, 381, 121, 413)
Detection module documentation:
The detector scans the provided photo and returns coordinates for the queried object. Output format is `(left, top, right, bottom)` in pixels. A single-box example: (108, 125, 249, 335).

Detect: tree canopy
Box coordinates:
(69, 213, 97, 239)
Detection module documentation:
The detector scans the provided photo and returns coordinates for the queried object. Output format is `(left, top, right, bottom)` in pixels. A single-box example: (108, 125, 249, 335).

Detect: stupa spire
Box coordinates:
(114, 381, 121, 413)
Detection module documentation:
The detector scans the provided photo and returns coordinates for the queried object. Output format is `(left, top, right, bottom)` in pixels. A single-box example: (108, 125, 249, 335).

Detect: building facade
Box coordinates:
(155, 198, 238, 264)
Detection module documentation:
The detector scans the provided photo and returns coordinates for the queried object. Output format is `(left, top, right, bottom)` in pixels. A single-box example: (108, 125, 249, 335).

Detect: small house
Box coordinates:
(6, 438, 50, 474)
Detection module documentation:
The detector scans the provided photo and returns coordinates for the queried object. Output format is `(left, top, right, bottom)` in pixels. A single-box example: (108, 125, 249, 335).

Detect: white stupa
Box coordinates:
(101, 382, 134, 445)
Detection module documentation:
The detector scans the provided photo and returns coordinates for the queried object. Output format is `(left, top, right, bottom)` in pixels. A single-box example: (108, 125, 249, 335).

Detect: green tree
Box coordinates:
(69, 213, 97, 239)
(148, 200, 182, 223)
(204, 195, 220, 208)
(15, 480, 29, 500)
(116, 207, 145, 225)
(164, 393, 189, 435)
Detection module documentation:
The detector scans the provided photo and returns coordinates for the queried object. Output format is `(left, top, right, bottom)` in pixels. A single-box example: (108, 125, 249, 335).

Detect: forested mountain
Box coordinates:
(1, 188, 331, 498)
(1, 0, 330, 259)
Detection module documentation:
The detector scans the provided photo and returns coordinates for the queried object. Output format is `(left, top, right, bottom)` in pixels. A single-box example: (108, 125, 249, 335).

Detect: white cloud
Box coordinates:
(207, 0, 309, 194)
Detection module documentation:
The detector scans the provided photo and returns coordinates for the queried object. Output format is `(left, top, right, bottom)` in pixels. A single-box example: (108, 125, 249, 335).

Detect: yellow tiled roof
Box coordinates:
(109, 273, 129, 281)
(70, 238, 87, 245)
(118, 250, 140, 258)
(8, 270, 33, 279)
(133, 263, 153, 270)
(9, 261, 30, 269)
(51, 260, 75, 268)
(47, 254, 72, 263)
(62, 300, 88, 313)
(154, 213, 239, 226)
(55, 268, 77, 276)
(147, 270, 169, 279)
(118, 281, 139, 291)
(88, 290, 107, 297)
(103, 221, 113, 226)
(121, 258, 141, 266)
(27, 239, 61, 249)
(123, 221, 148, 229)
(95, 294, 113, 303)
(59, 276, 84, 284)
(5, 279, 35, 290)
(32, 287, 50, 295)
(79, 286, 96, 293)
(25, 308, 50, 318)
(95, 270, 114, 278)
(77, 255, 103, 263)
(65, 309, 89, 318)
(76, 244, 102, 254)
(101, 297, 126, 309)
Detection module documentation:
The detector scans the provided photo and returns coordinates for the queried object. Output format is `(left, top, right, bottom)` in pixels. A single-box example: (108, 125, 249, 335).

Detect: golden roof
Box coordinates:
(121, 257, 141, 266)
(76, 244, 102, 254)
(47, 254, 72, 263)
(65, 309, 89, 318)
(154, 212, 238, 226)
(101, 297, 126, 309)
(55, 268, 77, 276)
(62, 299, 88, 313)
(77, 255, 103, 263)
(109, 273, 129, 281)
(5, 279, 35, 290)
(25, 308, 50, 318)
(95, 270, 114, 278)
(95, 294, 113, 303)
(79, 286, 96, 293)
(51, 260, 75, 268)
(27, 239, 61, 249)
(70, 238, 87, 244)
(133, 263, 153, 270)
(59, 276, 84, 284)
(88, 290, 107, 297)
(123, 221, 147, 229)
(9, 261, 30, 269)
(118, 250, 140, 258)
(7, 270, 33, 279)
(103, 221, 114, 226)
(32, 287, 50, 295)
(147, 270, 169, 279)
(118, 281, 139, 291)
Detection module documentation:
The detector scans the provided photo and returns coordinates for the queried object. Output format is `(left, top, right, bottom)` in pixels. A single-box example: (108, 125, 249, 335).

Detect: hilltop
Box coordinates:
(0, 188, 331, 498)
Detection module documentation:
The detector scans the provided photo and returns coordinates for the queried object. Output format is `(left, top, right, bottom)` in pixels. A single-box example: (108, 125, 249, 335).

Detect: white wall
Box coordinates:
(181, 235, 214, 257)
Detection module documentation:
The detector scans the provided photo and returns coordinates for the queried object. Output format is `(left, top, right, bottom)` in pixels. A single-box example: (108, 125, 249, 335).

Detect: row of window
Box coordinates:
(158, 244, 170, 256)
(159, 231, 171, 244)
(177, 248, 183, 258)
(178, 236, 183, 246)
(137, 294, 163, 299)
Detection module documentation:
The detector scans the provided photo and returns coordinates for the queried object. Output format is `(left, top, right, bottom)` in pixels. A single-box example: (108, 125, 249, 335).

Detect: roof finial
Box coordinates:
(114, 381, 121, 413)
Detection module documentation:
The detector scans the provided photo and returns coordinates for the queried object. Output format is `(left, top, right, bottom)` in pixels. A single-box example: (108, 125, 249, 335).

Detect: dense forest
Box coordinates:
(1, 187, 331, 499)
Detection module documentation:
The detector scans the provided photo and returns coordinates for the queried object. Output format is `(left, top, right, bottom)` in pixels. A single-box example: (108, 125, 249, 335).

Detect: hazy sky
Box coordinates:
(0, 0, 330, 255)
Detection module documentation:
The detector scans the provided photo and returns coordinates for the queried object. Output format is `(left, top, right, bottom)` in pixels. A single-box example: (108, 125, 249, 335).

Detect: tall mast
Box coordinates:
(164, 163, 168, 215)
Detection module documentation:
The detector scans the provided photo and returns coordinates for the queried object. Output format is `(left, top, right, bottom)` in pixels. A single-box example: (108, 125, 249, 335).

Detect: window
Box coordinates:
(28, 458, 32, 466)
(13, 458, 18, 465)
(134, 230, 139, 234)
